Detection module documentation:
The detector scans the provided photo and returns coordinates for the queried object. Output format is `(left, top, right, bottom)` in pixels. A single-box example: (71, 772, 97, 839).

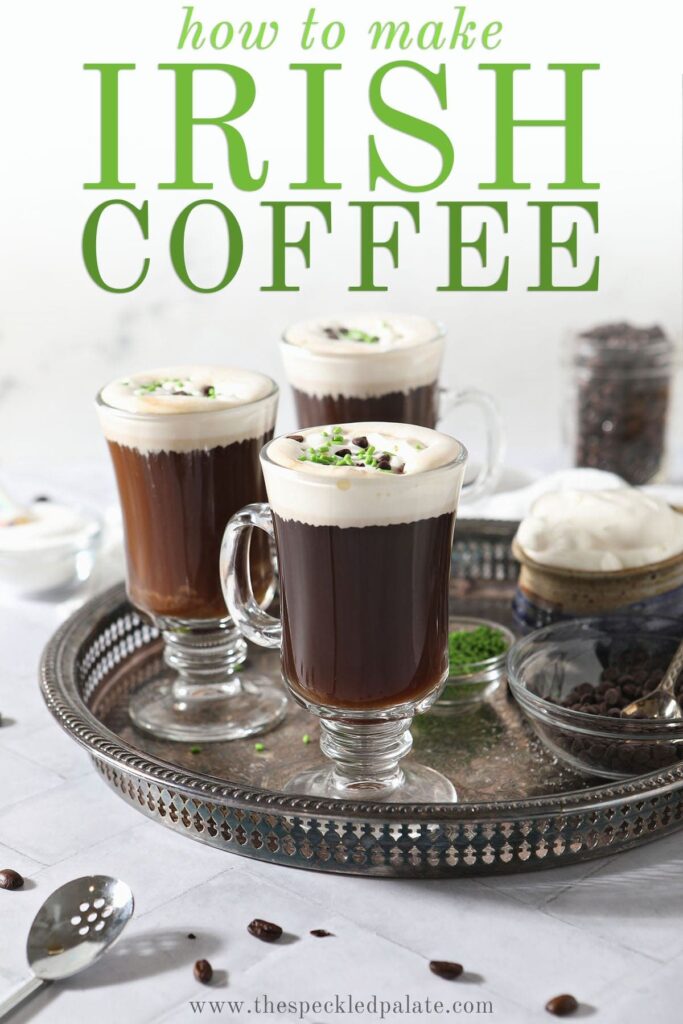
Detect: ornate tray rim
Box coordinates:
(40, 583, 683, 824)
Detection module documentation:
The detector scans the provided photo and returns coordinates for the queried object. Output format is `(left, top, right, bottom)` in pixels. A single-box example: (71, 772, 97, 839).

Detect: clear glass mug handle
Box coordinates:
(220, 503, 282, 649)
(438, 387, 505, 501)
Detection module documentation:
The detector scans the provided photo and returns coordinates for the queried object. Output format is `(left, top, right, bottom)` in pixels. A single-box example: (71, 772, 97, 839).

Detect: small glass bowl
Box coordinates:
(507, 615, 683, 779)
(0, 504, 102, 598)
(437, 616, 516, 708)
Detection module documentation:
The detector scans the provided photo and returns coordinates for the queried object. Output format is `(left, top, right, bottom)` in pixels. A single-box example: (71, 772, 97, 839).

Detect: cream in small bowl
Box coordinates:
(512, 488, 683, 629)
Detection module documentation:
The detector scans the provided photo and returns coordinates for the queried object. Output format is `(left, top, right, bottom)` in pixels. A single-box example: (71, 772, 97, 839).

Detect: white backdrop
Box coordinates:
(1, 0, 681, 472)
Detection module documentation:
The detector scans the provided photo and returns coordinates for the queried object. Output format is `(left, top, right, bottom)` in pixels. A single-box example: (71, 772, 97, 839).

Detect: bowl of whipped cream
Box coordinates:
(0, 498, 102, 597)
(511, 488, 683, 630)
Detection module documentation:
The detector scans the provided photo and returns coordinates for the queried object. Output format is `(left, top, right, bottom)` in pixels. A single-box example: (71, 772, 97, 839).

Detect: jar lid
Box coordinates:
(572, 322, 673, 372)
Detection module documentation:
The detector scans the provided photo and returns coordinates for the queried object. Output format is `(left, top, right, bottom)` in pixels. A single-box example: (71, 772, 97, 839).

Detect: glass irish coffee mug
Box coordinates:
(221, 422, 468, 801)
(280, 313, 503, 501)
(96, 366, 287, 742)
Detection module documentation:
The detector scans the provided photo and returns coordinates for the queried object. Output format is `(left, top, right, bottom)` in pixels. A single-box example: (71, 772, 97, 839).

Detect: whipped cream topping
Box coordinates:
(281, 314, 444, 398)
(0, 501, 98, 553)
(98, 366, 278, 454)
(263, 422, 466, 528)
(515, 489, 683, 572)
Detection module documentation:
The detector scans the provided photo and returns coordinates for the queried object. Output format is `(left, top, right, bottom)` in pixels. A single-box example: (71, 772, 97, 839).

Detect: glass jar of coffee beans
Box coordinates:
(565, 322, 675, 485)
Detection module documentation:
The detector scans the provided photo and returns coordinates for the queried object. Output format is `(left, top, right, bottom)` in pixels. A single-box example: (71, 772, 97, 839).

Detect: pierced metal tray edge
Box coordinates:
(40, 583, 683, 825)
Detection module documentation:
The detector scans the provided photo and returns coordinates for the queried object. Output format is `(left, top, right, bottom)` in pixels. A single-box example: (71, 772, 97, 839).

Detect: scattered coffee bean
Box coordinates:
(352, 436, 369, 449)
(0, 868, 24, 890)
(310, 929, 333, 938)
(545, 993, 579, 1016)
(429, 961, 463, 980)
(187, 933, 196, 940)
(287, 434, 304, 442)
(193, 959, 213, 984)
(248, 918, 283, 942)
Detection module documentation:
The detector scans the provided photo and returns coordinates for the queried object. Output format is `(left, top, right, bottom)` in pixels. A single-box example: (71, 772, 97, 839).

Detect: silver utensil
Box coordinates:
(0, 875, 134, 1019)
(622, 639, 683, 720)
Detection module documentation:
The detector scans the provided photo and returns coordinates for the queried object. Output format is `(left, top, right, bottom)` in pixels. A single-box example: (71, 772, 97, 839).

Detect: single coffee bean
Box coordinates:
(0, 868, 24, 890)
(429, 960, 463, 980)
(287, 434, 304, 442)
(352, 436, 369, 449)
(310, 929, 333, 938)
(545, 993, 579, 1016)
(248, 918, 283, 942)
(193, 959, 213, 984)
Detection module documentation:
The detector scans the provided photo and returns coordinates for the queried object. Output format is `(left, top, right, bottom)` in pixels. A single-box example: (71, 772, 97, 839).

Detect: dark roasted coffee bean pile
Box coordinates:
(544, 644, 683, 775)
(572, 322, 672, 485)
(559, 650, 672, 717)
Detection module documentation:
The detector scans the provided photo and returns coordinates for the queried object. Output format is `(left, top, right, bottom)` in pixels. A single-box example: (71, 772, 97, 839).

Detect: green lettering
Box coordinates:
(83, 64, 136, 189)
(349, 201, 420, 291)
(369, 62, 453, 192)
(261, 201, 332, 291)
(159, 64, 267, 190)
(528, 201, 599, 290)
(82, 200, 149, 292)
(479, 63, 600, 189)
(438, 202, 509, 291)
(290, 65, 342, 190)
(170, 200, 243, 291)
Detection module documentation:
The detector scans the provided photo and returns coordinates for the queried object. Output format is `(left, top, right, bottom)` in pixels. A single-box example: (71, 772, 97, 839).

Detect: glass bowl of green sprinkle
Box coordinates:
(437, 617, 516, 708)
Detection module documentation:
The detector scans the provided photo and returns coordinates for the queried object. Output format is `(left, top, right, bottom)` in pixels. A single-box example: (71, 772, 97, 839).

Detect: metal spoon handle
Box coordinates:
(661, 639, 683, 697)
(0, 976, 48, 1019)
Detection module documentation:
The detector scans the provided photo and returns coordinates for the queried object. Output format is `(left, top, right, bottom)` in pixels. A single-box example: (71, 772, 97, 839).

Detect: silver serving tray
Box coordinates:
(40, 524, 683, 877)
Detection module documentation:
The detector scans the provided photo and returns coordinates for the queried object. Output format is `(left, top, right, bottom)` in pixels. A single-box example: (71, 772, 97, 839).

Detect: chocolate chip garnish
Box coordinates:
(545, 994, 579, 1016)
(0, 869, 24, 890)
(248, 918, 283, 942)
(193, 959, 213, 984)
(310, 929, 333, 938)
(323, 327, 341, 339)
(187, 933, 196, 940)
(335, 448, 351, 457)
(352, 436, 368, 449)
(287, 434, 304, 442)
(33, 495, 50, 503)
(175, 390, 191, 396)
(429, 960, 463, 980)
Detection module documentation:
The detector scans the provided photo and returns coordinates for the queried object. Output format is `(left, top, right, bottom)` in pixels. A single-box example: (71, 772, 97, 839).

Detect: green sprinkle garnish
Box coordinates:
(254, 742, 265, 752)
(344, 328, 380, 344)
(189, 745, 202, 755)
(448, 626, 508, 676)
(302, 734, 311, 745)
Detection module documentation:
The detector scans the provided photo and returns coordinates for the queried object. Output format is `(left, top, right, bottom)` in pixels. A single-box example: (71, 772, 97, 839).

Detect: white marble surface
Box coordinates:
(0, 466, 682, 1024)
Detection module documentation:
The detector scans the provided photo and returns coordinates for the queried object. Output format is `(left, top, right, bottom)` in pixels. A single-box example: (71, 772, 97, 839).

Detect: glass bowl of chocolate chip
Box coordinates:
(507, 616, 683, 779)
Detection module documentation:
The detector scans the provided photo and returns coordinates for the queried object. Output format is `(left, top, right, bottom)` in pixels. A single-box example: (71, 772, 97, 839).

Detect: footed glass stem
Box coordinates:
(285, 718, 457, 803)
(128, 618, 287, 742)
